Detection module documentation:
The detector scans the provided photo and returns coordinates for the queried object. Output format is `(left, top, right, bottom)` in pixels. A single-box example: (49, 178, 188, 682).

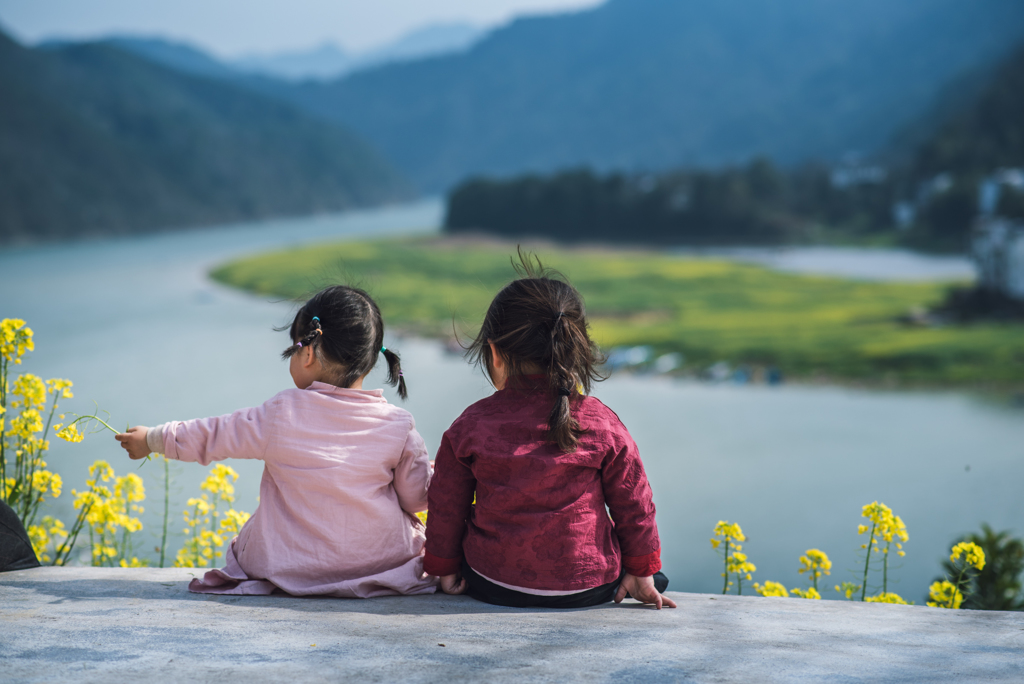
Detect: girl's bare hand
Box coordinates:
(439, 573, 468, 595)
(614, 573, 678, 609)
(115, 426, 151, 460)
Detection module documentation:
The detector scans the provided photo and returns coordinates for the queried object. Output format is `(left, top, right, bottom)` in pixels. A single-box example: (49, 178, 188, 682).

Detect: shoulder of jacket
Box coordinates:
(446, 394, 496, 434)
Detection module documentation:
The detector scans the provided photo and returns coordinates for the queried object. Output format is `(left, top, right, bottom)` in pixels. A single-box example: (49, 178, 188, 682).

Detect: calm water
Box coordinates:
(1, 203, 1020, 601)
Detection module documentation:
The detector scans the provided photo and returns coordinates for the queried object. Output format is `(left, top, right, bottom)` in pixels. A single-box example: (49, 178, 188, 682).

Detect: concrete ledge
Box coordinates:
(2, 568, 1022, 683)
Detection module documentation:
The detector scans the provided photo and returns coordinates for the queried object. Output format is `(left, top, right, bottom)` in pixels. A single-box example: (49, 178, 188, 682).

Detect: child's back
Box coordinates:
(427, 376, 658, 593)
(159, 382, 432, 596)
(424, 254, 674, 609)
(118, 285, 435, 598)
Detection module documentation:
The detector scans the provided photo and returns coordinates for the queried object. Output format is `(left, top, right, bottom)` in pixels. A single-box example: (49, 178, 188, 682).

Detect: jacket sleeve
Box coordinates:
(161, 399, 275, 466)
(423, 430, 476, 577)
(393, 424, 431, 514)
(601, 426, 662, 577)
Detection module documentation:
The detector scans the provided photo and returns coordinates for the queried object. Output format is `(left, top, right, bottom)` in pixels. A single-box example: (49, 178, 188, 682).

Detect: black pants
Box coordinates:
(0, 500, 40, 572)
(462, 560, 668, 609)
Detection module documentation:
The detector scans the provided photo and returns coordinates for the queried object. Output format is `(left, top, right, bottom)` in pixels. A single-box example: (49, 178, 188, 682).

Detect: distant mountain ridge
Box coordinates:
(57, 22, 487, 84)
(234, 23, 484, 81)
(276, 0, 1024, 191)
(0, 31, 412, 244)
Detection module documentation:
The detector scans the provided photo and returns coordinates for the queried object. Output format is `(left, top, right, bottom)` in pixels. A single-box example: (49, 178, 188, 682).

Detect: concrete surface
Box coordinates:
(1, 568, 1022, 683)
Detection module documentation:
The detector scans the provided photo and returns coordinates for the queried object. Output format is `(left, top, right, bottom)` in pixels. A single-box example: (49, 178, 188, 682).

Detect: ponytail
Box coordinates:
(381, 347, 408, 400)
(546, 310, 585, 452)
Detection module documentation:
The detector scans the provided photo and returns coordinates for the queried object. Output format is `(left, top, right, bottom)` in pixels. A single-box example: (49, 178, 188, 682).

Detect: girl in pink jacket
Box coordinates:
(115, 285, 436, 598)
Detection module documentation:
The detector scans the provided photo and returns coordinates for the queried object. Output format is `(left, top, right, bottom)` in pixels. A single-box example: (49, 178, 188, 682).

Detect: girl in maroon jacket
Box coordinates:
(424, 253, 676, 609)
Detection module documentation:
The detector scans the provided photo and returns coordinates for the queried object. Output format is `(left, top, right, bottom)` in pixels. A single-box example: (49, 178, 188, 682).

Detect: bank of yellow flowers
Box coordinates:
(2, 319, 249, 569)
(716, 501, 987, 608)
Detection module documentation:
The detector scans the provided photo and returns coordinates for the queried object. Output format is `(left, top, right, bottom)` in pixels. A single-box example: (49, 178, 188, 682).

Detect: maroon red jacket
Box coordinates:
(423, 378, 661, 591)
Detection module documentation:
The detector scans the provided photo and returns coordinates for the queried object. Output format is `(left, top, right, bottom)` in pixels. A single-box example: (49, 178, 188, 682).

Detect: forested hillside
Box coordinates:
(281, 0, 1024, 191)
(445, 39, 1024, 249)
(0, 31, 411, 244)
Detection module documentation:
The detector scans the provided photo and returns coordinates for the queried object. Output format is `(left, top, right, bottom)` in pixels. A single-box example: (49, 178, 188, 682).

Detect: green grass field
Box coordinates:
(211, 237, 1024, 387)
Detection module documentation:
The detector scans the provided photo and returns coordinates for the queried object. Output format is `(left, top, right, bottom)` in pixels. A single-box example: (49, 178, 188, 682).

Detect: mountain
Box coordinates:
(902, 41, 1024, 248)
(0, 31, 412, 244)
(279, 0, 1024, 191)
(101, 36, 239, 81)
(229, 23, 484, 81)
(233, 42, 352, 81)
(914, 43, 1024, 179)
(354, 23, 483, 69)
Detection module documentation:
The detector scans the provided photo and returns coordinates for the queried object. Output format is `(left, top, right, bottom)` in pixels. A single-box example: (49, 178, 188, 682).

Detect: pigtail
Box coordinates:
(382, 347, 408, 400)
(278, 288, 410, 401)
(281, 315, 324, 359)
(547, 311, 584, 452)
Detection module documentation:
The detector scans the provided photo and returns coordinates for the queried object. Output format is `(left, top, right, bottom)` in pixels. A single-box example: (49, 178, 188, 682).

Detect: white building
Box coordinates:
(972, 216, 1024, 301)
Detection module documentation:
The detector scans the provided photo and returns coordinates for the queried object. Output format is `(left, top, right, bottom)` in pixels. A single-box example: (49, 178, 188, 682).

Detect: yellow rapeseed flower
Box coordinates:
(835, 581, 861, 600)
(865, 592, 908, 604)
(200, 464, 239, 503)
(56, 423, 85, 443)
(45, 378, 74, 399)
(10, 409, 43, 438)
(220, 509, 251, 536)
(712, 520, 746, 543)
(950, 542, 985, 571)
(798, 549, 832, 579)
(11, 374, 47, 410)
(753, 581, 789, 598)
(927, 580, 963, 609)
(790, 587, 821, 600)
(0, 319, 34, 364)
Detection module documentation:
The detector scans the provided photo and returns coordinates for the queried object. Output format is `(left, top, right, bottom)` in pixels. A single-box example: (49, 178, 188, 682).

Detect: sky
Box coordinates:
(0, 0, 604, 55)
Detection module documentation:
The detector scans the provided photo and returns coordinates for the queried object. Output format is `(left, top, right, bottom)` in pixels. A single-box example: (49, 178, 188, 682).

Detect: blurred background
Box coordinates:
(1, 0, 1022, 604)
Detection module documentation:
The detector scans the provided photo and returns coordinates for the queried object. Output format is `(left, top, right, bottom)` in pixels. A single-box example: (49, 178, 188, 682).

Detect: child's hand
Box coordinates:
(115, 426, 151, 460)
(438, 573, 468, 595)
(614, 573, 678, 609)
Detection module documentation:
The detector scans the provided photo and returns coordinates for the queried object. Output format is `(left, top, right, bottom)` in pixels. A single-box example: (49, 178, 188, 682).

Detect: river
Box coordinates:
(1, 200, 1020, 600)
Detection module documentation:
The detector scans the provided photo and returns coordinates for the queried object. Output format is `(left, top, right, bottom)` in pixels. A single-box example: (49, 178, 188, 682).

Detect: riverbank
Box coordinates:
(3, 567, 1022, 683)
(211, 236, 1023, 388)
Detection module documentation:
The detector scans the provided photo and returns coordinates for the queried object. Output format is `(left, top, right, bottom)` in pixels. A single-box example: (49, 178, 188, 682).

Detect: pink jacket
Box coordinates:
(157, 381, 437, 597)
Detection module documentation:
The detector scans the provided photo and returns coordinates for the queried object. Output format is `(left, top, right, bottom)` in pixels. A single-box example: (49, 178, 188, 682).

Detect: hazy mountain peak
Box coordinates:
(232, 41, 350, 81)
(231, 22, 486, 82)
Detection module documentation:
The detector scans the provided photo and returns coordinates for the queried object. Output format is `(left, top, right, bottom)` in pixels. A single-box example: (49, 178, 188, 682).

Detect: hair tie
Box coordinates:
(296, 342, 302, 348)
(553, 311, 565, 324)
(557, 387, 572, 397)
(380, 346, 387, 354)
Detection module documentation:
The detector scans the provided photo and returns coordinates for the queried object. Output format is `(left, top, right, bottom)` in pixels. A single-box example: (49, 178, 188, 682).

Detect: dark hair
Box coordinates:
(468, 249, 604, 452)
(280, 285, 407, 399)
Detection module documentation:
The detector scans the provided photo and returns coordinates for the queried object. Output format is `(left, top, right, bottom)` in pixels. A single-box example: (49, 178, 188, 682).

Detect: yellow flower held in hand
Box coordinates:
(56, 423, 85, 443)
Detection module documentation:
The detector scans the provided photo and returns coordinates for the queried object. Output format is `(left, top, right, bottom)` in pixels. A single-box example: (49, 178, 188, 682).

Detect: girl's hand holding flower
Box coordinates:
(115, 426, 151, 460)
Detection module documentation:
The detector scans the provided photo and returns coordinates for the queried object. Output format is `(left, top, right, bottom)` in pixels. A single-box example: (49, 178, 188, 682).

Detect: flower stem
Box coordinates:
(159, 458, 169, 568)
(722, 538, 730, 595)
(882, 542, 890, 595)
(860, 521, 876, 602)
